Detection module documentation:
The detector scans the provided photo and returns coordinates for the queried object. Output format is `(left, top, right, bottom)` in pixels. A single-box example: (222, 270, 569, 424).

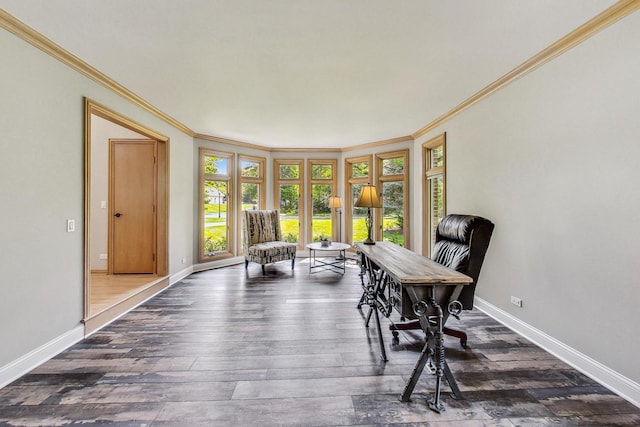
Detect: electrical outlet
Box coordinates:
(510, 296, 523, 308)
(181, 258, 187, 264)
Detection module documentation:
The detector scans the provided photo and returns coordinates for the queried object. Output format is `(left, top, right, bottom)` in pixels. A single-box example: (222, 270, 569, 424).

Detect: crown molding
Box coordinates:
(1, 8, 409, 152)
(341, 135, 414, 153)
(412, 0, 640, 140)
(195, 133, 408, 153)
(195, 133, 341, 152)
(3, 2, 637, 150)
(272, 147, 342, 153)
(194, 133, 270, 151)
(0, 9, 195, 137)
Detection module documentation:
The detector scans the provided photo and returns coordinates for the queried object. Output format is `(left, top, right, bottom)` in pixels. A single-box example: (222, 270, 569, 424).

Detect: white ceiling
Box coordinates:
(1, 0, 615, 148)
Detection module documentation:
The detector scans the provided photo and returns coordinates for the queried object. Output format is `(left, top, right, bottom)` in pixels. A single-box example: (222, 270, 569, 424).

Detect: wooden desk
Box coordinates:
(356, 241, 472, 413)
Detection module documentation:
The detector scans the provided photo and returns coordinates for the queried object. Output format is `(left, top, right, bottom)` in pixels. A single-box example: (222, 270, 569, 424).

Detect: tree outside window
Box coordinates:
(376, 150, 409, 248)
(345, 156, 372, 245)
(423, 134, 446, 256)
(200, 149, 234, 261)
(308, 160, 337, 243)
(274, 160, 303, 246)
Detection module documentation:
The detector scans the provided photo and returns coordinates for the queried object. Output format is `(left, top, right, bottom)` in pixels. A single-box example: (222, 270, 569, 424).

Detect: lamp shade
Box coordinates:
(329, 196, 342, 209)
(354, 184, 382, 208)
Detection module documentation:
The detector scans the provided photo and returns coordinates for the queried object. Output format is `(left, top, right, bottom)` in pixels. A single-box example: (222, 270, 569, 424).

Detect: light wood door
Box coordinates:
(109, 140, 157, 274)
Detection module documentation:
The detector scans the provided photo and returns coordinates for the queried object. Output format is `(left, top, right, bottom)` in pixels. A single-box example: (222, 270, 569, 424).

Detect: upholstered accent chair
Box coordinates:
(241, 209, 297, 275)
(392, 214, 494, 347)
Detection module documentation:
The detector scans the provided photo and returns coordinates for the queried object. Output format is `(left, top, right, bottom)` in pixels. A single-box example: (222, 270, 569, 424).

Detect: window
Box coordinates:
(376, 150, 409, 247)
(238, 155, 266, 254)
(200, 149, 234, 261)
(423, 133, 446, 256)
(345, 155, 372, 245)
(274, 159, 304, 247)
(307, 159, 337, 242)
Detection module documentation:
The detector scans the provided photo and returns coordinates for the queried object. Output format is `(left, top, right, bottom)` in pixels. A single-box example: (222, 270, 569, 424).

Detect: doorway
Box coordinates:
(109, 139, 157, 274)
(84, 99, 169, 334)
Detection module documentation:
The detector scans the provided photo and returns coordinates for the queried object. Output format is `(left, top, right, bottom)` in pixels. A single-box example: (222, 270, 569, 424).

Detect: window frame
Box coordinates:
(422, 133, 446, 256)
(306, 159, 338, 243)
(344, 155, 373, 247)
(273, 158, 304, 249)
(237, 154, 266, 255)
(375, 149, 410, 248)
(199, 148, 235, 262)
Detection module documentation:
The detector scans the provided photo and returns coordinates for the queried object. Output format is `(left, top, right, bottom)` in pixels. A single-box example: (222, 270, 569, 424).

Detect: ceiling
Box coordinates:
(1, 0, 615, 149)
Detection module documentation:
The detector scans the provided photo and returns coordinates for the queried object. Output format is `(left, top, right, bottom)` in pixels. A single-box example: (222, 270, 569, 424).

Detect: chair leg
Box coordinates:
(443, 327, 468, 349)
(245, 260, 249, 269)
(262, 265, 266, 275)
(291, 258, 295, 270)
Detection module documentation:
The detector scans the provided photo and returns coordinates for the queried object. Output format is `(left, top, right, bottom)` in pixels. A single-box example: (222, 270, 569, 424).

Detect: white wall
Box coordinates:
(0, 28, 194, 372)
(414, 10, 640, 387)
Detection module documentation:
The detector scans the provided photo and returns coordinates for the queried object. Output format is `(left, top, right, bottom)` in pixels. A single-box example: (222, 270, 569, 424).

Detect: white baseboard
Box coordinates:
(0, 324, 84, 389)
(170, 265, 194, 284)
(192, 256, 244, 273)
(474, 297, 640, 408)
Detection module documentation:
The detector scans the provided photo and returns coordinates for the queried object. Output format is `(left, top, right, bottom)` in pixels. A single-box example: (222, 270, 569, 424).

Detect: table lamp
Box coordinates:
(354, 184, 382, 245)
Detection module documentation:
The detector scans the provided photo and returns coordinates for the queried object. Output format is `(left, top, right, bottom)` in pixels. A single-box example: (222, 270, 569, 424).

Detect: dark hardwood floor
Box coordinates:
(1, 258, 638, 426)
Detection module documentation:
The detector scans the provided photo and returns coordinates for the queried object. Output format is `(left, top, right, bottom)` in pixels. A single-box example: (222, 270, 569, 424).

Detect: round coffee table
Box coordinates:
(306, 242, 351, 274)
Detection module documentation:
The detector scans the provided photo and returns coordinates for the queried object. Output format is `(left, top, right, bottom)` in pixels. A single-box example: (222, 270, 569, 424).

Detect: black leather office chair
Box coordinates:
(391, 214, 494, 347)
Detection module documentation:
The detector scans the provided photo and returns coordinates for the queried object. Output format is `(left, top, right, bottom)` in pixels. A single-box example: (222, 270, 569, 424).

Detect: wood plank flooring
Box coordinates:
(90, 273, 160, 315)
(1, 259, 639, 426)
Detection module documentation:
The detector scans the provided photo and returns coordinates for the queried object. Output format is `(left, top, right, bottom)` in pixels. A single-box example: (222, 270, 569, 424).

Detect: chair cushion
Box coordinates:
(432, 240, 470, 273)
(247, 241, 297, 257)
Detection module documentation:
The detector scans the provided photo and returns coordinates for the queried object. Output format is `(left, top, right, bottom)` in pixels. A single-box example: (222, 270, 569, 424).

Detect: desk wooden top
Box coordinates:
(355, 241, 472, 286)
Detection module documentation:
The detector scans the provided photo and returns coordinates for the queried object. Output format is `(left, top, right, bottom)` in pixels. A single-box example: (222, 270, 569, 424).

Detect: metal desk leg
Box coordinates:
(400, 285, 457, 413)
(443, 361, 463, 400)
(364, 269, 384, 328)
(362, 257, 388, 362)
(357, 292, 366, 309)
(372, 301, 388, 362)
(429, 296, 445, 413)
(400, 339, 431, 402)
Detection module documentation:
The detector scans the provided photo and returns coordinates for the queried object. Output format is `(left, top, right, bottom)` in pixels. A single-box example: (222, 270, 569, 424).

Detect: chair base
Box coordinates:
(390, 320, 468, 348)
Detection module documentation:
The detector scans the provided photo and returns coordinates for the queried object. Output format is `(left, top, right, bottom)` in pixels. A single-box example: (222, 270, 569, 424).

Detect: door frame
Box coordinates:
(84, 98, 169, 322)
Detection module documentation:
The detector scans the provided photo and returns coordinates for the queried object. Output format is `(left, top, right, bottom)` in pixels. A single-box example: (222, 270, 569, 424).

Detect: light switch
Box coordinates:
(100, 200, 107, 209)
(66, 219, 75, 233)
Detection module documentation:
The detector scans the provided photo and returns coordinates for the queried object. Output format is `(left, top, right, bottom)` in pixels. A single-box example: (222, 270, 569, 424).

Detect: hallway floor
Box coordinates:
(1, 260, 638, 426)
